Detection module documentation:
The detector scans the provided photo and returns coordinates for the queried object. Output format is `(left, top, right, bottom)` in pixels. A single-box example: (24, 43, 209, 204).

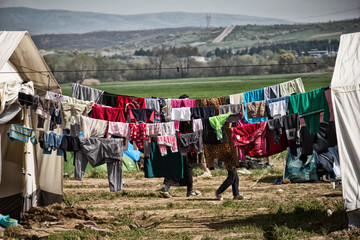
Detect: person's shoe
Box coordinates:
(160, 186, 172, 198)
(233, 195, 245, 200)
(199, 172, 212, 177)
(187, 190, 202, 197)
(215, 191, 223, 201)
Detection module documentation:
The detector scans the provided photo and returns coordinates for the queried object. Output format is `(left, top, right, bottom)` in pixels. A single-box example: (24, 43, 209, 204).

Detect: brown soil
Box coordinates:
(4, 158, 352, 239)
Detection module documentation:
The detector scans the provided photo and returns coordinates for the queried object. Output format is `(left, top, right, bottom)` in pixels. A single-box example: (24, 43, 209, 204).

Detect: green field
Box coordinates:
(61, 72, 332, 99)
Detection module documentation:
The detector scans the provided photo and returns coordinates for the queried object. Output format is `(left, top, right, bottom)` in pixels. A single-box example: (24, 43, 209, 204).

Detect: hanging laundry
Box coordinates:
(231, 121, 267, 156)
(45, 91, 68, 102)
(243, 89, 268, 123)
(117, 95, 145, 109)
(159, 98, 172, 122)
(279, 78, 305, 96)
(171, 107, 191, 121)
(58, 135, 81, 162)
(128, 109, 155, 123)
(49, 107, 62, 131)
(129, 122, 147, 149)
(171, 99, 197, 108)
(90, 104, 126, 122)
(36, 97, 59, 128)
(266, 96, 289, 119)
(261, 132, 288, 157)
(160, 122, 176, 136)
(190, 106, 216, 119)
(107, 121, 130, 139)
(156, 135, 178, 156)
(61, 102, 89, 129)
(202, 118, 227, 144)
(246, 100, 268, 119)
(192, 119, 203, 132)
(145, 98, 160, 114)
(71, 83, 104, 103)
(209, 112, 232, 140)
(98, 91, 119, 107)
(283, 112, 300, 141)
(289, 88, 330, 135)
(76, 115, 107, 138)
(74, 138, 123, 192)
(7, 124, 37, 144)
(219, 104, 242, 123)
(66, 97, 95, 113)
(145, 123, 162, 139)
(178, 132, 202, 156)
(18, 92, 38, 110)
(145, 140, 183, 178)
(267, 117, 284, 144)
(263, 84, 281, 100)
(229, 93, 244, 105)
(42, 131, 64, 155)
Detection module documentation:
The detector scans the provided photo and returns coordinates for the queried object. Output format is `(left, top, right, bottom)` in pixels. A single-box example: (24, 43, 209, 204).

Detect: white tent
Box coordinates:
(0, 31, 62, 218)
(331, 32, 360, 228)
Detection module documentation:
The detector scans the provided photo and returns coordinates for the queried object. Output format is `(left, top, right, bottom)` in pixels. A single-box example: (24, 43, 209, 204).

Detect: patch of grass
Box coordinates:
(61, 73, 332, 98)
(270, 224, 313, 240)
(109, 228, 192, 240)
(47, 228, 103, 240)
(87, 170, 108, 179)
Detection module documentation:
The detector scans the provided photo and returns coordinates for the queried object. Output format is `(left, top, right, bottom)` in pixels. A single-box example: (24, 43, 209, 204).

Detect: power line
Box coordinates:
(0, 62, 317, 74)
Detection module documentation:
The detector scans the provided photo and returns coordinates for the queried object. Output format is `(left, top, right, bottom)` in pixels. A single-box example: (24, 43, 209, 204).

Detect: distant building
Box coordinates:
(302, 49, 337, 58)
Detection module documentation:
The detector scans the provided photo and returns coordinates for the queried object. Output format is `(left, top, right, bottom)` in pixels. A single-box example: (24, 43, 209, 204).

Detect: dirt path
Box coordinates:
(212, 25, 235, 43)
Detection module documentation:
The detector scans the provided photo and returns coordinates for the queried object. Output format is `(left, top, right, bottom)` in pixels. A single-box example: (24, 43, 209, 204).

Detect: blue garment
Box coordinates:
(265, 96, 290, 116)
(7, 124, 37, 144)
(43, 131, 64, 155)
(243, 88, 268, 123)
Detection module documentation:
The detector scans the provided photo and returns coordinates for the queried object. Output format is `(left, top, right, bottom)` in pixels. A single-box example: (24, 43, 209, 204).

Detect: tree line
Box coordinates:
(44, 42, 336, 84)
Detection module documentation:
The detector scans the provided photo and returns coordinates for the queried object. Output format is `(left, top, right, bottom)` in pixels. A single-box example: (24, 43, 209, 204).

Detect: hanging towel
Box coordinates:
(145, 98, 160, 114)
(229, 93, 244, 105)
(266, 96, 289, 118)
(8, 124, 37, 144)
(246, 100, 267, 119)
(76, 115, 108, 138)
(171, 107, 191, 121)
(209, 112, 232, 140)
(71, 83, 104, 103)
(279, 78, 305, 96)
(190, 106, 216, 119)
(263, 84, 281, 100)
(243, 88, 268, 123)
(90, 104, 126, 122)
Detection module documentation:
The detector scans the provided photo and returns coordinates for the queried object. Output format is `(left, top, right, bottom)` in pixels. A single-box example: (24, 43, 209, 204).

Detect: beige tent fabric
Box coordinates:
(331, 32, 360, 217)
(0, 31, 63, 216)
(0, 31, 61, 96)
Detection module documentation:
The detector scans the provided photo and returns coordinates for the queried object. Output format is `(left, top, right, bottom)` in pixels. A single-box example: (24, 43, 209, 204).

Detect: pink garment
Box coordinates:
(192, 119, 203, 132)
(171, 99, 197, 130)
(157, 135, 178, 156)
(107, 122, 130, 139)
(146, 123, 162, 143)
(320, 88, 334, 122)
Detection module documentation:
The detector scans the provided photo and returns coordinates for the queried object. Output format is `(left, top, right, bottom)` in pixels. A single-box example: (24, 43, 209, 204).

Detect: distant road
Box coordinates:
(212, 25, 235, 43)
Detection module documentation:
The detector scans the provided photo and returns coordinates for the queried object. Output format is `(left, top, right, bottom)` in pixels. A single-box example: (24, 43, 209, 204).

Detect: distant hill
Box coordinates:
(31, 18, 360, 52)
(0, 7, 292, 35)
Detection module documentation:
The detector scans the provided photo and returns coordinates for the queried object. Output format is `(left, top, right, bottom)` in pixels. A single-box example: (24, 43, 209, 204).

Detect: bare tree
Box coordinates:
(150, 45, 170, 79)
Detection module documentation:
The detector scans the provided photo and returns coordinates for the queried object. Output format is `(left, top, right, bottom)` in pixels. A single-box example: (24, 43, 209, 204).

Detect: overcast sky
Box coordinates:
(1, 0, 359, 22)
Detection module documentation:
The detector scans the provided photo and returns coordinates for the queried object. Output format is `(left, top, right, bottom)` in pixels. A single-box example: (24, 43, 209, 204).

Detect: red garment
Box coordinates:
(231, 121, 267, 156)
(248, 132, 289, 157)
(90, 104, 126, 122)
(129, 122, 147, 149)
(117, 96, 145, 109)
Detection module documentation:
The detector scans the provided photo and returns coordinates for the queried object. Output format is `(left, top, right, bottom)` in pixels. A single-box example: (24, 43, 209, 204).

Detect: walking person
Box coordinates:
(214, 163, 245, 200)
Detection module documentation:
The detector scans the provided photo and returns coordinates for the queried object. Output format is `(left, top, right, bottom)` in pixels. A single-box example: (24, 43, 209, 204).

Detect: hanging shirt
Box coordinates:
(171, 107, 191, 121)
(71, 83, 104, 103)
(90, 104, 126, 122)
(128, 109, 155, 123)
(66, 97, 95, 113)
(246, 100, 268, 119)
(230, 121, 267, 156)
(45, 91, 68, 103)
(117, 95, 145, 109)
(8, 124, 37, 144)
(107, 122, 130, 139)
(279, 78, 305, 96)
(61, 102, 89, 129)
(178, 132, 202, 156)
(243, 88, 268, 123)
(263, 84, 281, 100)
(190, 106, 216, 119)
(129, 122, 147, 149)
(266, 96, 289, 119)
(209, 112, 232, 140)
(289, 88, 330, 135)
(219, 104, 242, 123)
(229, 93, 244, 105)
(145, 98, 161, 114)
(76, 115, 108, 138)
(98, 91, 119, 107)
